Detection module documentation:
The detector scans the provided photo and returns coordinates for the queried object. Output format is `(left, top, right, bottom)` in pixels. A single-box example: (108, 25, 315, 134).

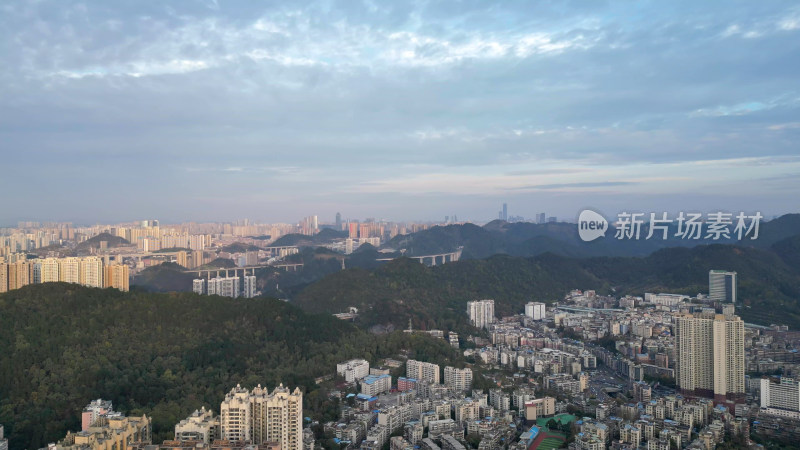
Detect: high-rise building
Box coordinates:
(40, 258, 60, 283)
(219, 385, 250, 442)
(502, 203, 508, 221)
(220, 384, 302, 448)
(467, 299, 495, 329)
(348, 222, 358, 239)
(0, 264, 7, 293)
(675, 313, 745, 403)
(525, 302, 546, 320)
(207, 277, 240, 298)
(7, 261, 32, 290)
(406, 360, 440, 384)
(709, 270, 737, 303)
(335, 212, 342, 230)
(80, 257, 104, 288)
(59, 257, 81, 284)
(761, 377, 800, 419)
(243, 275, 257, 298)
(444, 366, 473, 392)
(104, 264, 129, 292)
(537, 213, 546, 224)
(193, 279, 206, 295)
(337, 359, 370, 383)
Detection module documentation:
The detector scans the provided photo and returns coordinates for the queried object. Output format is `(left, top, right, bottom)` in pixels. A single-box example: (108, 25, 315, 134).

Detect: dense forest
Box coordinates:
(0, 284, 462, 450)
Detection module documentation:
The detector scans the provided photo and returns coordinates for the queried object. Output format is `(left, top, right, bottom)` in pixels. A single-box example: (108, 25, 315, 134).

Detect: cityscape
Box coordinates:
(2, 1, 800, 450)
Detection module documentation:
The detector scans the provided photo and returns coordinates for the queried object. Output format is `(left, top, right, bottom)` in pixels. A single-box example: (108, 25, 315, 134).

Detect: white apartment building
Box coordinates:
(193, 279, 205, 295)
(406, 360, 440, 384)
(467, 299, 495, 329)
(80, 257, 104, 288)
(525, 302, 546, 320)
(761, 377, 800, 419)
(59, 257, 81, 284)
(361, 374, 392, 397)
(243, 275, 257, 298)
(337, 359, 370, 383)
(443, 366, 473, 392)
(208, 276, 240, 298)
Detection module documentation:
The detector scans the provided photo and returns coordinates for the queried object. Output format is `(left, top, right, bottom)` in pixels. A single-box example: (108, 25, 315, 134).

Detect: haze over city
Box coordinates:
(1, 0, 799, 224)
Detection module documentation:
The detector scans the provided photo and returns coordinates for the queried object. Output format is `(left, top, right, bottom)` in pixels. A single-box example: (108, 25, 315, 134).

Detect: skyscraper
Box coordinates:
(335, 212, 342, 230)
(467, 299, 495, 329)
(675, 313, 745, 403)
(502, 203, 508, 221)
(709, 270, 737, 303)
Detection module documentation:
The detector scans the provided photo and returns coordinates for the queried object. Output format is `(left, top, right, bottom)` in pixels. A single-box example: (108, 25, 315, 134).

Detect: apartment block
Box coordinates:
(406, 359, 440, 384)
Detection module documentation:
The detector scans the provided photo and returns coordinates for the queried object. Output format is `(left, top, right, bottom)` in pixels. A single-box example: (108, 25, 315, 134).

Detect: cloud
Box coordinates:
(511, 181, 639, 190)
(0, 0, 798, 222)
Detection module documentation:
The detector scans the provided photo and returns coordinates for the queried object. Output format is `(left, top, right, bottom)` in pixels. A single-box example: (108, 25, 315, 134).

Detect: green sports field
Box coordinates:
(535, 437, 565, 450)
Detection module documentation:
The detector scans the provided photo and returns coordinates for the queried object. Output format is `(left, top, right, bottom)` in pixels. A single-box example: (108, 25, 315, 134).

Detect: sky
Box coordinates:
(1, 0, 799, 225)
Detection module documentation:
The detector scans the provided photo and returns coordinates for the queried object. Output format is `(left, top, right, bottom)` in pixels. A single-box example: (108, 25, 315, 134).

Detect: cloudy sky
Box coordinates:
(1, 0, 799, 225)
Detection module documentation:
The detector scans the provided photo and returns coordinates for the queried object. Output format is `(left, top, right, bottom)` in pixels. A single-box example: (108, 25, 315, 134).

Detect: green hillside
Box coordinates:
(294, 243, 800, 330)
(0, 284, 460, 450)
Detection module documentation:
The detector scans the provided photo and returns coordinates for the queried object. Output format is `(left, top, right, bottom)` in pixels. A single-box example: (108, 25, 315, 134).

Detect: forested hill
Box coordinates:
(381, 213, 800, 258)
(0, 283, 460, 450)
(293, 243, 800, 331)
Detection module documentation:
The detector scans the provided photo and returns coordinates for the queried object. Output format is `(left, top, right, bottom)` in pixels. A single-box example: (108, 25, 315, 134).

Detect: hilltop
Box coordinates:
(382, 213, 800, 259)
(0, 283, 460, 450)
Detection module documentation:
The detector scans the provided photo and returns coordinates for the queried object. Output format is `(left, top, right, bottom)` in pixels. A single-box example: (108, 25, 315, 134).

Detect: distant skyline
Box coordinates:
(1, 1, 799, 224)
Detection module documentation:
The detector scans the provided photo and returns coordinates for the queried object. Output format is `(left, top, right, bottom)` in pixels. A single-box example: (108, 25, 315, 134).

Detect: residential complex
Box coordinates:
(406, 360, 440, 384)
(525, 301, 546, 320)
(0, 257, 129, 292)
(675, 313, 745, 403)
(219, 384, 303, 448)
(467, 299, 495, 329)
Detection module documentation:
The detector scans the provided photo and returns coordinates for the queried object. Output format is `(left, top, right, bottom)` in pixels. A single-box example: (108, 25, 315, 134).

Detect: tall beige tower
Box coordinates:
(40, 258, 60, 283)
(220, 385, 251, 442)
(80, 257, 104, 288)
(675, 313, 744, 403)
(220, 384, 303, 449)
(712, 314, 745, 402)
(251, 384, 303, 449)
(0, 263, 8, 293)
(59, 257, 81, 284)
(104, 264, 130, 292)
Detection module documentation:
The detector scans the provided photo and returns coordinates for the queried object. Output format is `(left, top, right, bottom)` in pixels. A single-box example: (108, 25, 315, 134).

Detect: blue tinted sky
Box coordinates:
(1, 0, 799, 224)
